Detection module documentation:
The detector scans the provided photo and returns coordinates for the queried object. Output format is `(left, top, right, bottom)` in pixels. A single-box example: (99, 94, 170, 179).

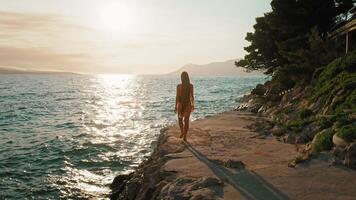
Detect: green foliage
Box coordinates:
(335, 0, 356, 15)
(311, 51, 356, 114)
(283, 107, 294, 114)
(284, 118, 314, 133)
(317, 116, 334, 129)
(236, 0, 338, 78)
(280, 28, 341, 83)
(251, 84, 266, 96)
(316, 111, 352, 129)
(332, 112, 353, 128)
(272, 126, 287, 137)
(312, 129, 335, 153)
(337, 125, 356, 142)
(299, 108, 314, 119)
(337, 89, 356, 113)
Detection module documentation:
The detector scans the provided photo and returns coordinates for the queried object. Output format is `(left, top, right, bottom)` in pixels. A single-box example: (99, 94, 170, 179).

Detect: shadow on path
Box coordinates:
(184, 142, 289, 200)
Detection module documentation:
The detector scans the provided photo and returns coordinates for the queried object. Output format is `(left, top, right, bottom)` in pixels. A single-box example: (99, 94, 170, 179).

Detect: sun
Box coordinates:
(95, 3, 135, 33)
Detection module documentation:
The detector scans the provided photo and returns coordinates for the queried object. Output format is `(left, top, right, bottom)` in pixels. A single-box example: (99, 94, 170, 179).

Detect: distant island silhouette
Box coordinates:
(169, 59, 262, 76)
(0, 67, 75, 74)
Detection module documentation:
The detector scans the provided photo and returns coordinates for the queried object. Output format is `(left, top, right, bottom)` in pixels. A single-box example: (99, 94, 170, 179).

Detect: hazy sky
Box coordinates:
(0, 0, 271, 74)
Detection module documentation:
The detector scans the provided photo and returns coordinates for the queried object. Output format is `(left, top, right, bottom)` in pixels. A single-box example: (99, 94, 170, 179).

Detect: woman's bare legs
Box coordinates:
(178, 117, 184, 138)
(182, 115, 190, 141)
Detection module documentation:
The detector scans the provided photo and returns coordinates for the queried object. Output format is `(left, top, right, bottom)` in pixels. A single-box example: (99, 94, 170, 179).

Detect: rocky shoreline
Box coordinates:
(109, 128, 172, 200)
(110, 111, 356, 200)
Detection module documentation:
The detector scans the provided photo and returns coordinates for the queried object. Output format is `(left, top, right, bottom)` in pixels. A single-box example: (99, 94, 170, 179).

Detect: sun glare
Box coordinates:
(95, 3, 135, 34)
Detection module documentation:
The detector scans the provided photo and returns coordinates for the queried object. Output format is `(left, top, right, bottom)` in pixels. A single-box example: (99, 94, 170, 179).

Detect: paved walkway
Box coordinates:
(158, 112, 356, 200)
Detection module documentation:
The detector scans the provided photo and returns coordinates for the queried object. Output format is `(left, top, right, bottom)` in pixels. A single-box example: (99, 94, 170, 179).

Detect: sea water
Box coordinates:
(0, 74, 266, 199)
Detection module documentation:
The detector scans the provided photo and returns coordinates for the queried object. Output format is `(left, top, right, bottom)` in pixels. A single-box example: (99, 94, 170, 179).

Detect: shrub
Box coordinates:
(317, 116, 333, 129)
(251, 84, 266, 96)
(272, 126, 288, 137)
(312, 129, 334, 153)
(337, 125, 356, 143)
(331, 112, 352, 128)
(310, 52, 356, 114)
(284, 107, 294, 114)
(299, 108, 314, 119)
(285, 118, 314, 133)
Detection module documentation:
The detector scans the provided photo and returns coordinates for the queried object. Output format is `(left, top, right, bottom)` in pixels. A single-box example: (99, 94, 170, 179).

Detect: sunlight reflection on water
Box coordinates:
(0, 74, 266, 199)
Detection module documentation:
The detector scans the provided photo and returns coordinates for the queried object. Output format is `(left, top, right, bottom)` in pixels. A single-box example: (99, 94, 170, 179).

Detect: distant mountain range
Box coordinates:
(0, 67, 75, 74)
(1, 59, 263, 76)
(168, 59, 262, 76)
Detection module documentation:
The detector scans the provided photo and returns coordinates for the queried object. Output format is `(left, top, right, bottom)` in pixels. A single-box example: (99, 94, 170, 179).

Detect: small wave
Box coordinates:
(55, 97, 76, 101)
(19, 92, 37, 96)
(55, 122, 78, 129)
(78, 159, 125, 169)
(81, 142, 118, 152)
(84, 122, 111, 129)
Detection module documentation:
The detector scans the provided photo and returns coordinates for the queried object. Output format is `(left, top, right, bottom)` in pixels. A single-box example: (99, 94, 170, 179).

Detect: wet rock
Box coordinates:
(344, 143, 356, 169)
(111, 174, 131, 190)
(110, 174, 132, 200)
(126, 179, 141, 200)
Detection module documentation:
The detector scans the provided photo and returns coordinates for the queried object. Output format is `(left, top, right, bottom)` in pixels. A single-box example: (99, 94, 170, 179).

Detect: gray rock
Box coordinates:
(126, 179, 141, 200)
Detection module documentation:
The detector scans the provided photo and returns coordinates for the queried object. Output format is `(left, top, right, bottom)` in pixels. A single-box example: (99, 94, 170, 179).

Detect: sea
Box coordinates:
(0, 74, 266, 199)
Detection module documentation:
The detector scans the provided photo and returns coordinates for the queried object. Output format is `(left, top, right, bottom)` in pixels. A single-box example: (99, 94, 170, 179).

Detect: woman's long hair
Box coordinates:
(180, 71, 190, 111)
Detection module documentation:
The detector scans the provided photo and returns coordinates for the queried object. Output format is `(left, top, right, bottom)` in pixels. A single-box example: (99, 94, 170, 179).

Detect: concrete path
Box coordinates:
(159, 111, 356, 200)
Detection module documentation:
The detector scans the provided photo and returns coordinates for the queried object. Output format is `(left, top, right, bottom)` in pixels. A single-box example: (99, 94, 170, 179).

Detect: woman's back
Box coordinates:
(176, 83, 193, 118)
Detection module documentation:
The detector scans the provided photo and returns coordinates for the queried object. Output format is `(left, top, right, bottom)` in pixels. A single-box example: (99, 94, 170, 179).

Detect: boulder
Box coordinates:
(126, 179, 142, 200)
(111, 174, 131, 190)
(333, 134, 349, 147)
(110, 174, 132, 200)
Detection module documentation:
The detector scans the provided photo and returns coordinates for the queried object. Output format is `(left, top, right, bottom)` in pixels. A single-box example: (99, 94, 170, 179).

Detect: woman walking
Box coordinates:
(175, 71, 194, 141)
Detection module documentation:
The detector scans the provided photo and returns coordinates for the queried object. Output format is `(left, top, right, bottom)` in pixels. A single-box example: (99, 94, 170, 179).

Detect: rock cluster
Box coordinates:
(236, 75, 356, 170)
(110, 130, 228, 200)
